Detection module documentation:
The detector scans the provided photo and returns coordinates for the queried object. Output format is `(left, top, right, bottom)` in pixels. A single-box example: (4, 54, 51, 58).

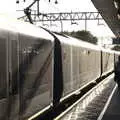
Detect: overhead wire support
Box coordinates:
(18, 11, 103, 31)
(17, 0, 103, 31)
(24, 9, 33, 24)
(18, 11, 103, 22)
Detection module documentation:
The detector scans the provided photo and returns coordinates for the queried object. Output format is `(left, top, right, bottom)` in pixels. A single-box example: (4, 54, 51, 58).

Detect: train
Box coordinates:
(0, 16, 119, 120)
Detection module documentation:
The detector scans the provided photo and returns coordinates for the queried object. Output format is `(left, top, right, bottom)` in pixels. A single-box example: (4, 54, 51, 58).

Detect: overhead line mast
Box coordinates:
(24, 0, 40, 24)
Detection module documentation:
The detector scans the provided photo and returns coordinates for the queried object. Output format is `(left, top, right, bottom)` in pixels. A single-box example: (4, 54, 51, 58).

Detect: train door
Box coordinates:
(8, 31, 20, 120)
(0, 30, 9, 120)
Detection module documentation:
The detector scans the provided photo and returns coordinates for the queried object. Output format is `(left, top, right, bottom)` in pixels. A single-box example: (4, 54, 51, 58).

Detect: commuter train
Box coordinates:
(0, 17, 119, 120)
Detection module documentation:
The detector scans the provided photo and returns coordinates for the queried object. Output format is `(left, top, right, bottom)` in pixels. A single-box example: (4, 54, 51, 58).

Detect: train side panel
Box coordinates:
(77, 47, 101, 88)
(0, 20, 55, 120)
(0, 29, 20, 120)
(102, 51, 114, 76)
(0, 29, 9, 120)
(61, 43, 72, 97)
(18, 34, 54, 119)
(72, 46, 79, 91)
(8, 31, 20, 120)
(55, 34, 101, 101)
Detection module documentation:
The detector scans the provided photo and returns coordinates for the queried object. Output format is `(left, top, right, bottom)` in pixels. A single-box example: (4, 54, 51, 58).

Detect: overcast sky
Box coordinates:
(0, 0, 115, 41)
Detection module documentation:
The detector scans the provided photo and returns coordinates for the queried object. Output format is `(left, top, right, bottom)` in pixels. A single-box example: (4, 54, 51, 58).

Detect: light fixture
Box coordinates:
(16, 0, 19, 4)
(55, 0, 58, 4)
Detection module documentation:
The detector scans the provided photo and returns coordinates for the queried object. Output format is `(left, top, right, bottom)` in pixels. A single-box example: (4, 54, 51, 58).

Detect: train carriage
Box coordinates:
(53, 34, 101, 102)
(0, 16, 118, 120)
(0, 17, 54, 120)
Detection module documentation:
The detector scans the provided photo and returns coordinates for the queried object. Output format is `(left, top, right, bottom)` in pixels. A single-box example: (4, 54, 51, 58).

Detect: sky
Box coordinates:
(0, 0, 115, 44)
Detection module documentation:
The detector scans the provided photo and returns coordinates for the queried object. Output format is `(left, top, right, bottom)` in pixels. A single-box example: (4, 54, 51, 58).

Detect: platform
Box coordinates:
(98, 84, 120, 120)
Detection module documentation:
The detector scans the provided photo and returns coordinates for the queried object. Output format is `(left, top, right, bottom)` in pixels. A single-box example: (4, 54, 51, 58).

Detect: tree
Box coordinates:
(62, 30, 98, 44)
(111, 45, 120, 51)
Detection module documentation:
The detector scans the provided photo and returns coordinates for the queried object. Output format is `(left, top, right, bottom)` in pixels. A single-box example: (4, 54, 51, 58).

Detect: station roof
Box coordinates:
(91, 0, 120, 37)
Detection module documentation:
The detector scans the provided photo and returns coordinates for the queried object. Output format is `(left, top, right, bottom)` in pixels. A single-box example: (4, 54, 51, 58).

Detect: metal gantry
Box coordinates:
(16, 0, 103, 31)
(18, 11, 102, 21)
(16, 0, 104, 31)
(18, 11, 103, 31)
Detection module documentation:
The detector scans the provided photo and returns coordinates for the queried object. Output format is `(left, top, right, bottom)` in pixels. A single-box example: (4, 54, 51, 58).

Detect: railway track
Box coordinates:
(33, 73, 115, 120)
(55, 73, 115, 120)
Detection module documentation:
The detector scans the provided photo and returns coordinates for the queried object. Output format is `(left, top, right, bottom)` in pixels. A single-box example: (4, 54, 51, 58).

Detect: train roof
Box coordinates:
(54, 33, 119, 54)
(0, 15, 54, 41)
(54, 33, 101, 51)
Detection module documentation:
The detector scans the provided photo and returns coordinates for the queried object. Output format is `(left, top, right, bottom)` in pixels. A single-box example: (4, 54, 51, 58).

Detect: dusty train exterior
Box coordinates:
(53, 33, 114, 102)
(101, 48, 114, 76)
(53, 34, 101, 101)
(0, 17, 54, 120)
(0, 16, 117, 120)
